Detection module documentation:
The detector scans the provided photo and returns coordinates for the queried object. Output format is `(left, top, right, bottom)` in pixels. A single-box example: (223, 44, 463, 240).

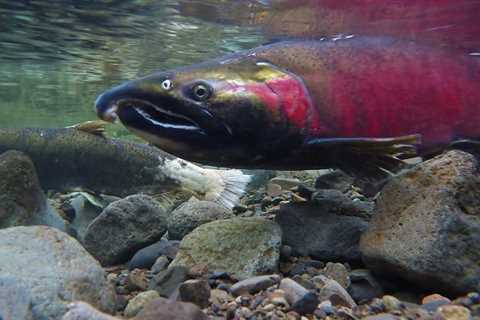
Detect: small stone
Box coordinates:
(124, 291, 160, 318)
(149, 266, 189, 298)
(362, 313, 400, 320)
(292, 275, 315, 290)
(178, 279, 211, 309)
(422, 294, 452, 312)
(315, 169, 354, 192)
(126, 269, 148, 292)
(210, 289, 233, 305)
(209, 271, 231, 280)
(235, 307, 253, 318)
(286, 311, 301, 320)
(423, 294, 451, 305)
(167, 199, 234, 240)
(348, 269, 384, 303)
(129, 239, 180, 270)
(382, 295, 402, 312)
(318, 278, 356, 308)
(267, 183, 283, 197)
(292, 292, 319, 316)
(279, 278, 318, 315)
(435, 305, 472, 320)
(230, 275, 280, 296)
(62, 302, 119, 320)
(263, 304, 276, 312)
(270, 177, 302, 189)
(312, 275, 329, 289)
(151, 256, 170, 274)
(269, 289, 290, 308)
(133, 297, 208, 320)
(320, 262, 351, 289)
(317, 300, 335, 315)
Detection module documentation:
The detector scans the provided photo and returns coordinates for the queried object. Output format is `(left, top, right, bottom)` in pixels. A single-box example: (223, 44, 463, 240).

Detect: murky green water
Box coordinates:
(0, 1, 265, 132)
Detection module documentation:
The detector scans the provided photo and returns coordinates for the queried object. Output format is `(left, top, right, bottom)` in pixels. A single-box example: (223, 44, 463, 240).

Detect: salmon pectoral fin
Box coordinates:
(66, 120, 109, 137)
(305, 134, 422, 181)
(448, 139, 480, 157)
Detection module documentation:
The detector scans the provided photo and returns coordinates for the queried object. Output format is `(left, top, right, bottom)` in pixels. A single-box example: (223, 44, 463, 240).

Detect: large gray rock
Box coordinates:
(171, 217, 282, 278)
(167, 199, 234, 240)
(0, 151, 49, 228)
(360, 150, 480, 295)
(83, 194, 168, 265)
(0, 277, 34, 320)
(275, 202, 368, 262)
(0, 226, 116, 320)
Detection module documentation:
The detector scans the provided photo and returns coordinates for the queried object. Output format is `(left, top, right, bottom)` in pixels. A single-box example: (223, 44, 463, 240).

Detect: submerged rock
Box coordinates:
(230, 275, 281, 296)
(167, 199, 234, 240)
(0, 277, 34, 320)
(124, 291, 160, 318)
(0, 226, 116, 320)
(149, 266, 189, 298)
(171, 217, 282, 278)
(361, 150, 480, 295)
(83, 194, 168, 265)
(133, 298, 208, 320)
(0, 150, 65, 230)
(62, 302, 119, 320)
(128, 239, 180, 270)
(178, 279, 211, 308)
(275, 202, 368, 262)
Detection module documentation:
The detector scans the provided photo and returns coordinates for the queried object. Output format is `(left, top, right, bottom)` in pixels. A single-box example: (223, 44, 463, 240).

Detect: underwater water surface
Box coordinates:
(1, 0, 479, 132)
(0, 0, 266, 131)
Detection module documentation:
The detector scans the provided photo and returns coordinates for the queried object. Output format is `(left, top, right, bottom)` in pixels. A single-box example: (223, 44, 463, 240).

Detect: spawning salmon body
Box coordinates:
(252, 38, 480, 147)
(96, 37, 480, 176)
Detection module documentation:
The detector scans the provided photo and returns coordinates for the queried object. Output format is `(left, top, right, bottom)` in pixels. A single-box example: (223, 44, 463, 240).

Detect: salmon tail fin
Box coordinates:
(160, 158, 251, 209)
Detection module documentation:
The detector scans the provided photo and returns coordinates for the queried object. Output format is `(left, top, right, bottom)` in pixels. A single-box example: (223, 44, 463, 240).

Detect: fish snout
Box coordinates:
(95, 91, 119, 123)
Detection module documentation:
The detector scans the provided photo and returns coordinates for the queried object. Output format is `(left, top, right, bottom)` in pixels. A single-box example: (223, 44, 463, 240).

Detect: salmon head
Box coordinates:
(95, 54, 316, 167)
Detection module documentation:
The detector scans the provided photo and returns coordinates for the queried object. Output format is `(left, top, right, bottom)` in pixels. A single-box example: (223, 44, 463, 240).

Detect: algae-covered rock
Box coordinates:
(167, 199, 234, 240)
(171, 217, 281, 278)
(360, 150, 480, 295)
(83, 194, 169, 266)
(0, 226, 116, 320)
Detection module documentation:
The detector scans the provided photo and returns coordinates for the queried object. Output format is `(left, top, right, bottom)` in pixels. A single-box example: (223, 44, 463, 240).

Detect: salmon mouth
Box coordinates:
(117, 99, 204, 133)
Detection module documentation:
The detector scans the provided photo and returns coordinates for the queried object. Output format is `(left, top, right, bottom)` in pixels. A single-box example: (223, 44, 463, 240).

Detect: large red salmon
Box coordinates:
(95, 37, 480, 178)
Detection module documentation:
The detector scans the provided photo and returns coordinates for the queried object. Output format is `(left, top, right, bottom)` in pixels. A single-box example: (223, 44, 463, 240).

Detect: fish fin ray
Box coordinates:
(306, 134, 421, 181)
(67, 120, 108, 137)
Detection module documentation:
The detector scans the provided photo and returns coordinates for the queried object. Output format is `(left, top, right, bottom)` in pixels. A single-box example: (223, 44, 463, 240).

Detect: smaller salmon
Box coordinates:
(0, 122, 250, 208)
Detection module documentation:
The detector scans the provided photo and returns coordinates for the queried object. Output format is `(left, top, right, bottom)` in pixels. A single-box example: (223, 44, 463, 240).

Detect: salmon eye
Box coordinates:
(192, 83, 211, 101)
(161, 79, 172, 90)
